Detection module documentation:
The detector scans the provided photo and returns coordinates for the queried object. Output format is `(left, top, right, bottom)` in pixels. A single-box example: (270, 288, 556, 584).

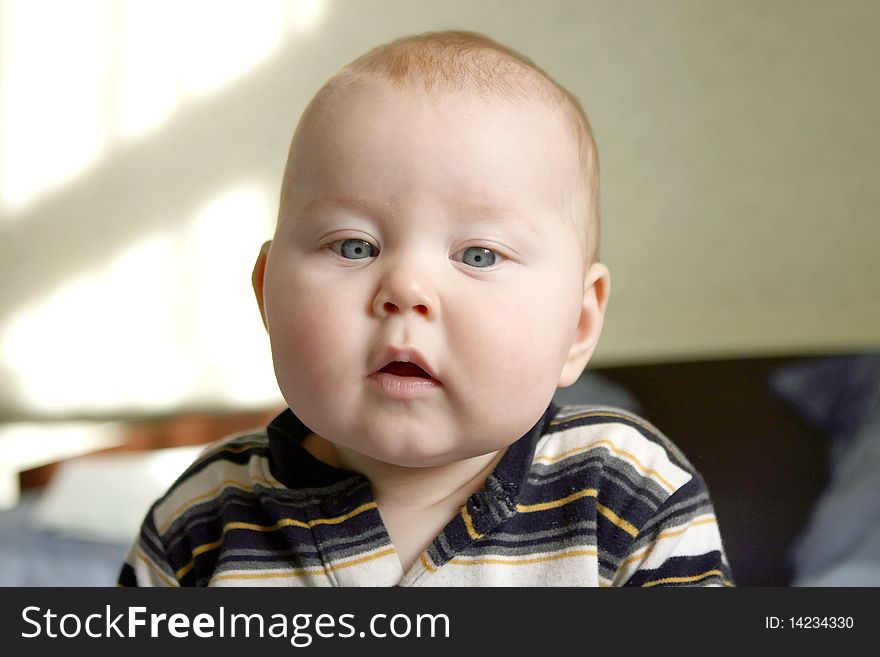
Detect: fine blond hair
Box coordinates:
(283, 30, 601, 263)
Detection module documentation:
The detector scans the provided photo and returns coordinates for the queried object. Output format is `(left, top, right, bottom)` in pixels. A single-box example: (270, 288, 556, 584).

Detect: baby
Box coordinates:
(120, 31, 733, 587)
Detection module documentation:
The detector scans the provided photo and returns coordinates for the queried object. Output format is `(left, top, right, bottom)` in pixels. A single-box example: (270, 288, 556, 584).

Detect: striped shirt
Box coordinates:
(118, 404, 734, 587)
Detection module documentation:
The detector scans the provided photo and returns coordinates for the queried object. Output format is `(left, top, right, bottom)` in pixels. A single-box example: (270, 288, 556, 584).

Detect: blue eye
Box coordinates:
(456, 246, 498, 268)
(332, 239, 377, 260)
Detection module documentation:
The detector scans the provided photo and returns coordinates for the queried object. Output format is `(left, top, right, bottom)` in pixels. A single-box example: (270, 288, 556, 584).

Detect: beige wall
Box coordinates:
(1, 0, 877, 417)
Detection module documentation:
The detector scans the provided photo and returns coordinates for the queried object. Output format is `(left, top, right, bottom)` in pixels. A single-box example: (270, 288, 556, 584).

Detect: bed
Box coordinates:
(1, 355, 876, 587)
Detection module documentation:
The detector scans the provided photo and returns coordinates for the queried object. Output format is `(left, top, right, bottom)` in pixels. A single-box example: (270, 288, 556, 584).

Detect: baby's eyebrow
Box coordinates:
(294, 196, 544, 238)
(451, 200, 545, 239)
(294, 196, 376, 221)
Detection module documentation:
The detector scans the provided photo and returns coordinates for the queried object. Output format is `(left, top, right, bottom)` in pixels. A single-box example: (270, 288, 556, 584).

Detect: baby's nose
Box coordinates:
(380, 300, 429, 316)
(372, 263, 438, 319)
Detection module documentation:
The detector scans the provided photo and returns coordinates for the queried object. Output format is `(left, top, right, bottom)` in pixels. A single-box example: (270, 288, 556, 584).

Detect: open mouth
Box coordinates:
(370, 355, 441, 399)
(378, 361, 434, 379)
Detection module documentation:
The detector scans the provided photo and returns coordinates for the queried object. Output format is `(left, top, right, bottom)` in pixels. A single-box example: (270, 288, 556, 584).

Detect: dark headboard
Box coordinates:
(597, 356, 830, 586)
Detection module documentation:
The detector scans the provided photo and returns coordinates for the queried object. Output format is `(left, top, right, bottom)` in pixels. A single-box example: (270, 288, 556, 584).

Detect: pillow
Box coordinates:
(31, 446, 202, 545)
(769, 353, 880, 585)
(770, 354, 880, 466)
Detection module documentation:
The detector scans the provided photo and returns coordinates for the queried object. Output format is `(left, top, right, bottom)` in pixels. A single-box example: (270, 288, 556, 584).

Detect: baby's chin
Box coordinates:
(376, 447, 502, 470)
(331, 433, 507, 470)
(296, 399, 547, 470)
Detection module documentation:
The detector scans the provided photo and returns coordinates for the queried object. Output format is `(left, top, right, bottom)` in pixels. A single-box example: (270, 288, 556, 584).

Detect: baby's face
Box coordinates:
(260, 82, 596, 467)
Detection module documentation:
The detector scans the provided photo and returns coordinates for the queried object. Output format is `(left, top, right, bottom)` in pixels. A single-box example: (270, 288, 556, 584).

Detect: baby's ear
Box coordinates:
(558, 262, 611, 387)
(252, 240, 272, 331)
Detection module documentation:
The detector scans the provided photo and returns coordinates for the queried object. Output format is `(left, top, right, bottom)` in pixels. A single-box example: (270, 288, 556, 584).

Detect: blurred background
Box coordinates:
(0, 0, 878, 587)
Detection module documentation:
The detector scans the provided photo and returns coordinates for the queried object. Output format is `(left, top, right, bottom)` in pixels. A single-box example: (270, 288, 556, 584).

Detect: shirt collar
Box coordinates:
(266, 402, 559, 494)
(266, 408, 362, 489)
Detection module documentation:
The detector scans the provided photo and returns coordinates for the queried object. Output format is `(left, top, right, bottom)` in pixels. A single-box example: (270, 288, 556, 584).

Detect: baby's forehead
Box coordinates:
(322, 70, 568, 126)
(294, 82, 579, 195)
(298, 77, 580, 179)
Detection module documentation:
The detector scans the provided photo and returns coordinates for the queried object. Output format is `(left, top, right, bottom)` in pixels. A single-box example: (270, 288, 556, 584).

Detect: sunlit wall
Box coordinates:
(1, 0, 878, 420)
(0, 0, 327, 417)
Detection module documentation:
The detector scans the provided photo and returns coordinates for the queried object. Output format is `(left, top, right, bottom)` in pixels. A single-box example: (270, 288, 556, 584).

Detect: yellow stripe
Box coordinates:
(224, 502, 378, 533)
(535, 439, 675, 493)
(174, 502, 378, 579)
(175, 560, 196, 580)
(515, 487, 597, 513)
(420, 553, 438, 573)
(515, 488, 638, 538)
(174, 537, 226, 579)
(641, 568, 732, 587)
(449, 548, 597, 567)
(620, 517, 718, 567)
(534, 444, 602, 464)
(461, 505, 483, 540)
(136, 548, 178, 587)
(209, 547, 398, 582)
(158, 476, 278, 534)
(596, 502, 639, 537)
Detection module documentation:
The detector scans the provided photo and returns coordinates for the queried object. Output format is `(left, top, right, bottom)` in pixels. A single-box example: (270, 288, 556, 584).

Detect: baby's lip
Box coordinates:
(372, 346, 441, 383)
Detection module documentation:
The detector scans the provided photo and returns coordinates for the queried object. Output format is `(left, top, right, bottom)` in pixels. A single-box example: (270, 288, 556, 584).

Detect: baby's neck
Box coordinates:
(337, 445, 504, 511)
(304, 432, 503, 509)
(303, 433, 505, 572)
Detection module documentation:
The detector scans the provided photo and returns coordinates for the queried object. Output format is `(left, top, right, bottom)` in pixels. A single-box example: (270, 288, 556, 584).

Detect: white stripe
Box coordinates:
(614, 515, 724, 584)
(535, 421, 692, 492)
(152, 452, 273, 532)
(423, 549, 601, 586)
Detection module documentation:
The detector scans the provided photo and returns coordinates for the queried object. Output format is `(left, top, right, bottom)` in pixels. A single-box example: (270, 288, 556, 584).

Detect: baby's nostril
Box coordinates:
(383, 302, 398, 313)
(414, 304, 428, 315)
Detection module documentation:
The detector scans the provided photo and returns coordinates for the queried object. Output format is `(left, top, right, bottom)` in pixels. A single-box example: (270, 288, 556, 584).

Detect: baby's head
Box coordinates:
(253, 31, 610, 468)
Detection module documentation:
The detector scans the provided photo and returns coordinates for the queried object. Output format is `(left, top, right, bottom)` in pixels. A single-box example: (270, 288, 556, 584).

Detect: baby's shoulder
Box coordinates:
(536, 404, 699, 485)
(149, 426, 276, 524)
(190, 426, 272, 464)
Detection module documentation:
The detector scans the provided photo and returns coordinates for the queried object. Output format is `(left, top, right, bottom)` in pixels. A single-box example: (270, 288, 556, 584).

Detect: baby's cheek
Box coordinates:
(463, 283, 575, 397)
(267, 279, 356, 401)
(455, 308, 556, 445)
(299, 302, 351, 373)
(460, 297, 551, 386)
